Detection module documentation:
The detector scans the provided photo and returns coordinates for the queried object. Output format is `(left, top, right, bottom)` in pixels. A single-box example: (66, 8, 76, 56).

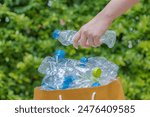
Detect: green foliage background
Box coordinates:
(0, 0, 149, 99)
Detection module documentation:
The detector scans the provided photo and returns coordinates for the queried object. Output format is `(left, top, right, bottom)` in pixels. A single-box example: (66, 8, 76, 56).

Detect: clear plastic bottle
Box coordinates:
(88, 57, 119, 85)
(53, 30, 116, 48)
(41, 75, 57, 90)
(74, 57, 91, 78)
(38, 49, 66, 75)
(39, 50, 81, 90)
(69, 57, 102, 89)
(70, 66, 102, 89)
(41, 70, 66, 90)
(69, 57, 91, 88)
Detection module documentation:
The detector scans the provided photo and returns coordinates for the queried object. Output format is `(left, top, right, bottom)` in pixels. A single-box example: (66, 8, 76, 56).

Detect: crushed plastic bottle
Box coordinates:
(69, 57, 92, 88)
(53, 30, 116, 48)
(38, 50, 119, 90)
(88, 57, 119, 85)
(69, 57, 102, 89)
(38, 49, 66, 75)
(74, 57, 91, 79)
(39, 50, 80, 90)
(69, 68, 102, 89)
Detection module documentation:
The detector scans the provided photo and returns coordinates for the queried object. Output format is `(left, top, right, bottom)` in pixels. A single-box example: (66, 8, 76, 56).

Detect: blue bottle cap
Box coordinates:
(53, 30, 60, 39)
(64, 76, 74, 83)
(91, 82, 101, 87)
(80, 57, 88, 64)
(62, 76, 75, 89)
(54, 50, 66, 59)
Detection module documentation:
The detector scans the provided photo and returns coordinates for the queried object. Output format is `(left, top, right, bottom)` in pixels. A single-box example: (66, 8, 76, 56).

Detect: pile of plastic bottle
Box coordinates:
(38, 50, 119, 90)
(38, 29, 118, 90)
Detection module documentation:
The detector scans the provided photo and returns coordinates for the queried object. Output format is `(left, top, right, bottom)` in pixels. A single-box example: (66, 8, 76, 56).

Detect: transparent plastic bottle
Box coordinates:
(69, 57, 102, 89)
(70, 66, 102, 89)
(41, 71, 66, 90)
(41, 75, 57, 90)
(74, 57, 91, 78)
(39, 50, 67, 90)
(53, 30, 116, 48)
(39, 50, 81, 90)
(69, 57, 91, 88)
(38, 49, 66, 75)
(88, 57, 119, 85)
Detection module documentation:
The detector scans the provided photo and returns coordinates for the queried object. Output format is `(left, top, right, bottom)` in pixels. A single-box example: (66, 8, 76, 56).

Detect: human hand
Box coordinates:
(73, 0, 139, 49)
(73, 14, 112, 49)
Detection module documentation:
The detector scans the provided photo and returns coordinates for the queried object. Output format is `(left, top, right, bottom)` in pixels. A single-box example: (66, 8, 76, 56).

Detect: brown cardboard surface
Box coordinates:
(34, 79, 125, 100)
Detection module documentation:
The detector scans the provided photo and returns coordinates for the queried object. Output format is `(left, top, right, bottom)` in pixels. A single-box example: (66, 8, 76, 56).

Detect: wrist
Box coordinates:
(96, 11, 114, 24)
(90, 14, 112, 27)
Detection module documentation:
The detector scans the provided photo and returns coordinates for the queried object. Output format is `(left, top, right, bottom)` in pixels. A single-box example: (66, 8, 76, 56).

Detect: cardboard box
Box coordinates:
(34, 79, 125, 100)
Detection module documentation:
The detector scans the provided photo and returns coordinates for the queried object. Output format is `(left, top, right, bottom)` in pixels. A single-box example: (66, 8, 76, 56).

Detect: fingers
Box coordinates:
(93, 35, 101, 47)
(73, 31, 89, 49)
(87, 33, 101, 47)
(87, 34, 94, 47)
(79, 31, 89, 48)
(73, 28, 102, 48)
(73, 32, 81, 49)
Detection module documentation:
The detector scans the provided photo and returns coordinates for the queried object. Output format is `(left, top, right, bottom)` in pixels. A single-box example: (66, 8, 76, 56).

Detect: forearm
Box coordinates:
(94, 0, 139, 22)
(73, 0, 139, 48)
